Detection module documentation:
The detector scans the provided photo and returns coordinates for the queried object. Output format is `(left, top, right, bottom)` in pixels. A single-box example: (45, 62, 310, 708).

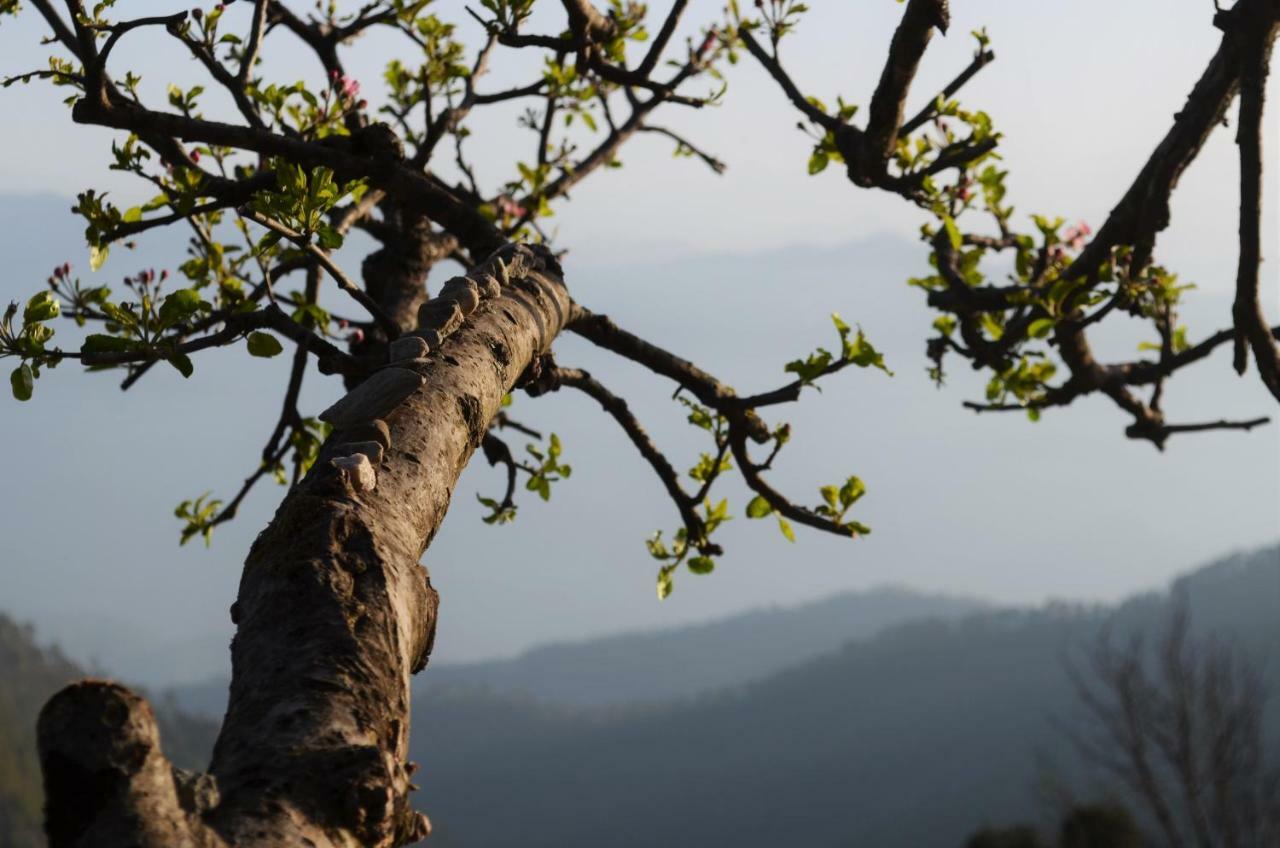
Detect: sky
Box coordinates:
(0, 1, 1277, 683)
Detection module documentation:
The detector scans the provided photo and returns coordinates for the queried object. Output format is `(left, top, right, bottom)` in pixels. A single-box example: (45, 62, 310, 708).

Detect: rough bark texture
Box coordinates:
(37, 245, 570, 848)
(352, 203, 460, 370)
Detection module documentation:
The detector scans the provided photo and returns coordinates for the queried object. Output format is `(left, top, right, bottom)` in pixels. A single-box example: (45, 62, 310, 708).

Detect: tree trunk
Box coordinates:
(37, 246, 569, 847)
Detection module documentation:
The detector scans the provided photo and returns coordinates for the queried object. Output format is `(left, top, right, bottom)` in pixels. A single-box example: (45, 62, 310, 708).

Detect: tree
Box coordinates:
(1067, 598, 1280, 847)
(1, 0, 1277, 845)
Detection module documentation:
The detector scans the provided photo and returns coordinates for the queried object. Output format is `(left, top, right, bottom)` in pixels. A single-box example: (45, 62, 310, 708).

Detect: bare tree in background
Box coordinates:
(1069, 599, 1280, 848)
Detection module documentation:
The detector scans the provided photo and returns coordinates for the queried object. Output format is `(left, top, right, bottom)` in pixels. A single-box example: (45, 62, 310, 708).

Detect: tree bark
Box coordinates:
(37, 245, 570, 847)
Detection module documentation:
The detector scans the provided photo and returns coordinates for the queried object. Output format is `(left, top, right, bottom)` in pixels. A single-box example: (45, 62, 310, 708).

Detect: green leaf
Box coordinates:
(246, 331, 283, 357)
(10, 363, 33, 401)
(315, 225, 344, 250)
(1027, 317, 1055, 339)
(777, 516, 795, 542)
(843, 328, 893, 375)
(688, 556, 716, 575)
(808, 149, 829, 175)
(819, 485, 839, 510)
(158, 288, 203, 327)
(23, 291, 60, 324)
(838, 476, 866, 507)
(745, 495, 773, 519)
(942, 215, 962, 250)
(167, 352, 194, 378)
(656, 566, 675, 600)
(844, 520, 872, 537)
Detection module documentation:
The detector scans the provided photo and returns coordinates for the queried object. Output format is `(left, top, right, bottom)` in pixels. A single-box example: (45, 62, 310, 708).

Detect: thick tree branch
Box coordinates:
(1231, 10, 1280, 397)
(862, 0, 950, 168)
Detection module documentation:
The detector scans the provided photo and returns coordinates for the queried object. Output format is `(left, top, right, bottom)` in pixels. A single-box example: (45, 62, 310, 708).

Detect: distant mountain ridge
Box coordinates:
(168, 584, 988, 718)
(426, 585, 988, 707)
(409, 545, 1279, 848)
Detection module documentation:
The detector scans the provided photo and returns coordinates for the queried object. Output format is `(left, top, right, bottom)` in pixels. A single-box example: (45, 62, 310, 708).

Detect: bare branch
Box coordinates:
(553, 366, 718, 554)
(639, 125, 727, 174)
(900, 46, 996, 136)
(567, 304, 770, 442)
(739, 28, 843, 133)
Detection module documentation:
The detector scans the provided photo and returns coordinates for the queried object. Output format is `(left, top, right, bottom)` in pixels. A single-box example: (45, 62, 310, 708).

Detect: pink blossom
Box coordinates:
(333, 73, 360, 102)
(347, 328, 364, 345)
(1062, 220, 1091, 252)
(496, 195, 527, 218)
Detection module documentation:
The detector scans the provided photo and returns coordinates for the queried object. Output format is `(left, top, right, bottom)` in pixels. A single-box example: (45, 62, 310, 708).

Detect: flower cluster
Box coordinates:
(329, 69, 363, 107)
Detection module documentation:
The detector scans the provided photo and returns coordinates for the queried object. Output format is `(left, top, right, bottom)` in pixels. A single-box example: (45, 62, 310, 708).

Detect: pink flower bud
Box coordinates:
(697, 31, 716, 58)
(348, 328, 364, 345)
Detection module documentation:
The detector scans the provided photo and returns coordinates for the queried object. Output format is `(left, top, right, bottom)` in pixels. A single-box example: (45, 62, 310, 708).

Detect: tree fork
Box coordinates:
(37, 245, 571, 848)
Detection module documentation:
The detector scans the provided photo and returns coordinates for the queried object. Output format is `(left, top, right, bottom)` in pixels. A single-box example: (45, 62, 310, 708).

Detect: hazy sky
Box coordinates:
(0, 1, 1277, 681)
